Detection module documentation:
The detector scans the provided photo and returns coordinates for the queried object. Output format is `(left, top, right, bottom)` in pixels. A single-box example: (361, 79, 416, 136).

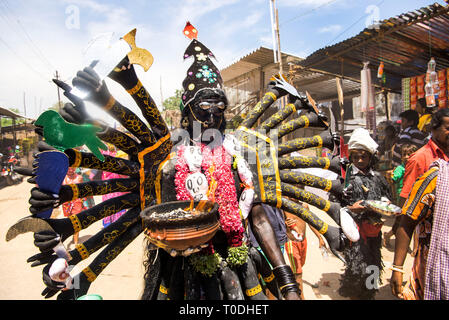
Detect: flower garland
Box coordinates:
(175, 143, 247, 274)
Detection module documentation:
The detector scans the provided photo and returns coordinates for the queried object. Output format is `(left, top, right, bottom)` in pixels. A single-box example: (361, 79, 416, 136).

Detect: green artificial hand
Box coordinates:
(34, 110, 107, 161)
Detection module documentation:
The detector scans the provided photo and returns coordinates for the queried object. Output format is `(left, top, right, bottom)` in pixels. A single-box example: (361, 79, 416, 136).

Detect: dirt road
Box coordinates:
(0, 181, 412, 300)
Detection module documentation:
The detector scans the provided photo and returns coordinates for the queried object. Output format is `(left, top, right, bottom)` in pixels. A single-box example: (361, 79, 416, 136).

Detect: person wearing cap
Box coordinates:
(392, 109, 427, 167)
(338, 128, 393, 300)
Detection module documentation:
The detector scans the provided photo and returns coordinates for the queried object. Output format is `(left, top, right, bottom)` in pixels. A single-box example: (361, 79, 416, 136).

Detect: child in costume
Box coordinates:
(338, 128, 392, 300)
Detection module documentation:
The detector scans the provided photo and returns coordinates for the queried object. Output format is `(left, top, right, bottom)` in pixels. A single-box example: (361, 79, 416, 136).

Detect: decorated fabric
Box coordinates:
(401, 164, 438, 299)
(180, 39, 223, 111)
(402, 77, 411, 110)
(424, 160, 449, 300)
(101, 149, 129, 227)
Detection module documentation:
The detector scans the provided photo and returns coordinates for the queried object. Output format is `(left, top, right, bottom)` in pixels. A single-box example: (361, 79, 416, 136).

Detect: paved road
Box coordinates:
(0, 181, 411, 300)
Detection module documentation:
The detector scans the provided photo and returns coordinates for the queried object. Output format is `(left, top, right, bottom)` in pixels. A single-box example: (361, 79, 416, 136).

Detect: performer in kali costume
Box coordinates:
(10, 27, 358, 300)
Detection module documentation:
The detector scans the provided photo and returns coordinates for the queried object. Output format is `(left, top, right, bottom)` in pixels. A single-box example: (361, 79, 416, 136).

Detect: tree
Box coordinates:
(162, 89, 183, 111)
(162, 89, 182, 129)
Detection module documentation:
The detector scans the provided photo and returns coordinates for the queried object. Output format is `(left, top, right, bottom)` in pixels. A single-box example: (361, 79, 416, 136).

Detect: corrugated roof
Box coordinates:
(220, 46, 302, 82)
(295, 2, 449, 91)
(0, 106, 25, 118)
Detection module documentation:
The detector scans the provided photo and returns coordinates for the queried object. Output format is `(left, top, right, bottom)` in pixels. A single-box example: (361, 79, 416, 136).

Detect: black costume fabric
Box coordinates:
(338, 168, 392, 300)
(11, 27, 359, 301)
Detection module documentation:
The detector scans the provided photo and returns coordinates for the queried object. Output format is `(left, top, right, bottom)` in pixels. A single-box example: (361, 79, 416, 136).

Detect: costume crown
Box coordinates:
(180, 22, 223, 112)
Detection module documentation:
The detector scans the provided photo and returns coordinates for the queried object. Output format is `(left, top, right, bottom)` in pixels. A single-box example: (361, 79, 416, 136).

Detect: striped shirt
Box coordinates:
(392, 126, 427, 167)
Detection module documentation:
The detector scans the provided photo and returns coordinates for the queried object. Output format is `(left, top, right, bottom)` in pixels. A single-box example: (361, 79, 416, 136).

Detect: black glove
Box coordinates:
(41, 264, 66, 299)
(27, 251, 58, 267)
(33, 230, 60, 252)
(72, 66, 111, 107)
(29, 187, 60, 215)
(53, 79, 89, 124)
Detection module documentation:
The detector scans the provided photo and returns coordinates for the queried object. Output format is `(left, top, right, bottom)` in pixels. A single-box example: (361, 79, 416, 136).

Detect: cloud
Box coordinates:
(318, 24, 342, 34)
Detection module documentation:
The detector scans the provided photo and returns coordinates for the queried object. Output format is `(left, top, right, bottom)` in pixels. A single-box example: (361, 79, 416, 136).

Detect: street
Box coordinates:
(0, 181, 411, 300)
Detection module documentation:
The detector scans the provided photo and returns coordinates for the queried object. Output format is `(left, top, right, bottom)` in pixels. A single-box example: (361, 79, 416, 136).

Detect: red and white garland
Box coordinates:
(175, 143, 245, 247)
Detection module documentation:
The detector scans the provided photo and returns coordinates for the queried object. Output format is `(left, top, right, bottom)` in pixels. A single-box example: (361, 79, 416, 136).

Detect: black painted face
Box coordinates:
(184, 89, 228, 136)
(191, 98, 226, 129)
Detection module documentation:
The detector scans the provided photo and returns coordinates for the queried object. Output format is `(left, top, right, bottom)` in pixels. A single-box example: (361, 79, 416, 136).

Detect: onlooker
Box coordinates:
(383, 144, 418, 248)
(378, 124, 398, 162)
(390, 159, 449, 300)
(399, 108, 449, 207)
(283, 204, 325, 300)
(62, 167, 87, 246)
(338, 128, 392, 300)
(392, 109, 427, 167)
(416, 98, 436, 137)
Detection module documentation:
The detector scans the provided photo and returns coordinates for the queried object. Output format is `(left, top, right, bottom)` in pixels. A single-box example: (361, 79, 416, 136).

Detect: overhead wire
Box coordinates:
(0, 0, 55, 77)
(324, 0, 385, 47)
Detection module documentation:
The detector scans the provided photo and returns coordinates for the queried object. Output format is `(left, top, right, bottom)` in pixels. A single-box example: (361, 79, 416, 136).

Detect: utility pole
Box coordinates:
(55, 70, 62, 111)
(271, 0, 283, 75)
(23, 92, 27, 139)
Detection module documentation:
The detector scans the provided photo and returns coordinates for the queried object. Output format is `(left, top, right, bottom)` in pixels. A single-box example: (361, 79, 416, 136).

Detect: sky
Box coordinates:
(0, 0, 445, 123)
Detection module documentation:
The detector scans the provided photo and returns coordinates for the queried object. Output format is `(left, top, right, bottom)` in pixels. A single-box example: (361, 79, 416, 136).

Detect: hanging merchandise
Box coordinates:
(438, 69, 447, 109)
(377, 61, 384, 79)
(410, 77, 417, 109)
(402, 78, 410, 111)
(425, 57, 438, 108)
(361, 62, 376, 135)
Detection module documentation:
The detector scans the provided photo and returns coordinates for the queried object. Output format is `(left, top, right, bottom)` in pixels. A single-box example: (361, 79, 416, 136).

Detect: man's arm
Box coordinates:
(399, 152, 422, 199)
(390, 215, 418, 298)
(390, 167, 438, 298)
(249, 204, 300, 300)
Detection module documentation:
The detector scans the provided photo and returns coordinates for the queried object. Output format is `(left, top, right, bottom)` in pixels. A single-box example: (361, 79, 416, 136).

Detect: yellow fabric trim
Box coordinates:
(138, 133, 171, 209)
(69, 184, 79, 200)
(237, 126, 281, 207)
(270, 143, 282, 208)
(69, 214, 82, 233)
(324, 179, 332, 192)
(301, 115, 310, 128)
(159, 285, 168, 294)
(126, 80, 143, 95)
(245, 284, 262, 297)
(265, 91, 277, 101)
(319, 223, 328, 235)
(82, 267, 97, 283)
(155, 153, 172, 204)
(263, 272, 275, 283)
(103, 96, 116, 111)
(75, 243, 89, 260)
(72, 150, 82, 168)
(323, 200, 331, 212)
(324, 158, 330, 170)
(237, 126, 271, 144)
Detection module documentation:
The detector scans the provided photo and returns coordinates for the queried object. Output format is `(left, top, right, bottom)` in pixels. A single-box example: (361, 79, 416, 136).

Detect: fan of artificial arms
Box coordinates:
(9, 29, 172, 299)
(225, 74, 358, 262)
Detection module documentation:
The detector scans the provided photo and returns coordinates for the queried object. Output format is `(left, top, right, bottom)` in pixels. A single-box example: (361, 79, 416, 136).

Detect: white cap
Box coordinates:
(348, 128, 378, 154)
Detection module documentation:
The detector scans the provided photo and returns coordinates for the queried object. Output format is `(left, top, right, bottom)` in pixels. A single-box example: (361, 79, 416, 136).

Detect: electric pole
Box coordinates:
(55, 70, 62, 111)
(271, 0, 283, 75)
